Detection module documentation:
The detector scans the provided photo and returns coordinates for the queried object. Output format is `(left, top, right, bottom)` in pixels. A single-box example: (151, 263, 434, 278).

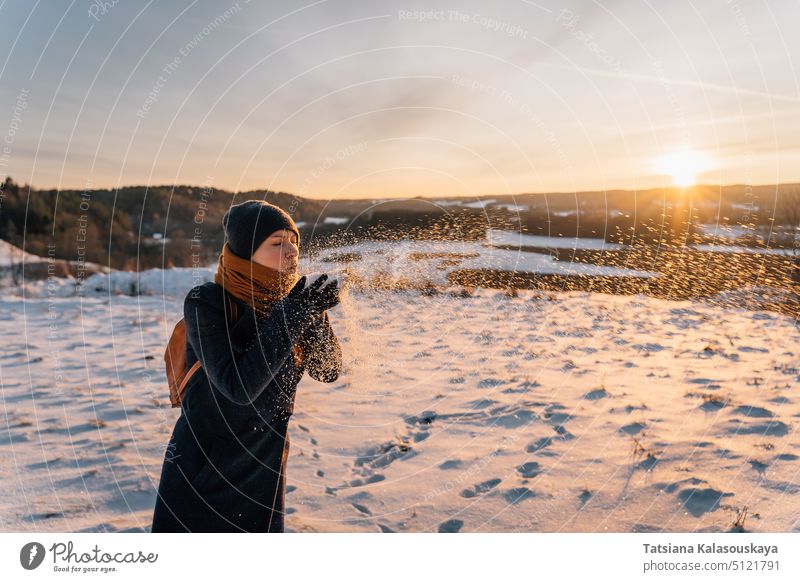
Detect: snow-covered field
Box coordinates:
(485, 229, 626, 251)
(1, 237, 798, 533)
(0, 239, 46, 267)
(7, 230, 655, 298)
(689, 244, 795, 256)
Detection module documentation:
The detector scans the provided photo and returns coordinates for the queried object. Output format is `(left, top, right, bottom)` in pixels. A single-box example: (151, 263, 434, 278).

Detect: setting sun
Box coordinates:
(654, 149, 714, 187)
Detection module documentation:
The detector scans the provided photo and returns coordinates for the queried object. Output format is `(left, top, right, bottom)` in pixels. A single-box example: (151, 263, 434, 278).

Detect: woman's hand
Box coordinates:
(280, 274, 340, 320)
(302, 274, 340, 313)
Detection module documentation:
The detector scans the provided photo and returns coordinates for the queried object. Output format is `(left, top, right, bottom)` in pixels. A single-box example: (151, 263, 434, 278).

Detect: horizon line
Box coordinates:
(3, 175, 799, 201)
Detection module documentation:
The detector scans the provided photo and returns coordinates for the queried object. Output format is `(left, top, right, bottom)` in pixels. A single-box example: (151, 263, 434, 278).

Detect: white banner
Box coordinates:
(1, 533, 797, 581)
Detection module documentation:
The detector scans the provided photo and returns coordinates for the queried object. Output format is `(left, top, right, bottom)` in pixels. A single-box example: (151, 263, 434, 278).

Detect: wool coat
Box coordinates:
(151, 280, 341, 533)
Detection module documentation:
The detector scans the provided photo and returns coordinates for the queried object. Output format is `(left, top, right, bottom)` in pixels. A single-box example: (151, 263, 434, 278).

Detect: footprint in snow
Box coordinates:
(619, 421, 646, 435)
(503, 487, 536, 504)
(438, 519, 463, 533)
(351, 503, 371, 515)
(730, 405, 773, 418)
(516, 461, 542, 478)
(459, 478, 502, 498)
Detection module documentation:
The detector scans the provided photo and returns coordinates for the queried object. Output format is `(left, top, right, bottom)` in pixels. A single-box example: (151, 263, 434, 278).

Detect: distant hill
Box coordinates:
(1, 176, 797, 271)
(0, 177, 329, 271)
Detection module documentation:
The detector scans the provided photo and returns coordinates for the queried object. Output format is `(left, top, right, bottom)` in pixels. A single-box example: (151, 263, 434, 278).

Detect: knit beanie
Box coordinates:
(222, 200, 300, 259)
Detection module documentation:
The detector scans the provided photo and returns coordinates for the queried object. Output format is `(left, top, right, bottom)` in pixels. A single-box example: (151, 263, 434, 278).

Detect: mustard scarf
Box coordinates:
(214, 242, 303, 367)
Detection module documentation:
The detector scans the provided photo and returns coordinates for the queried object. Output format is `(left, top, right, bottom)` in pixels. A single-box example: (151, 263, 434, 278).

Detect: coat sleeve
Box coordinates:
(184, 284, 314, 406)
(299, 310, 342, 383)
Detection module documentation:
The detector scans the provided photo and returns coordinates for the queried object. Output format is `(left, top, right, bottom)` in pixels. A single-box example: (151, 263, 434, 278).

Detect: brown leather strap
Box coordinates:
(178, 360, 202, 394)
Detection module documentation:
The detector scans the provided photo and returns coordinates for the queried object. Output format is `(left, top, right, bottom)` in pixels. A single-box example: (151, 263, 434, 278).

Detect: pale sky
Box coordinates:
(1, 0, 798, 199)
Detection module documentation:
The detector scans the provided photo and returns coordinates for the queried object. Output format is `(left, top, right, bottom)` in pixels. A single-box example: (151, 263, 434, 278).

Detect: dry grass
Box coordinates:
(466, 244, 799, 317)
(731, 506, 750, 532)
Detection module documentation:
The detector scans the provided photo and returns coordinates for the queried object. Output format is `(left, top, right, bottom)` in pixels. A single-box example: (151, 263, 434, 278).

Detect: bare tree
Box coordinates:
(3, 220, 23, 286)
(780, 188, 800, 232)
(778, 188, 800, 282)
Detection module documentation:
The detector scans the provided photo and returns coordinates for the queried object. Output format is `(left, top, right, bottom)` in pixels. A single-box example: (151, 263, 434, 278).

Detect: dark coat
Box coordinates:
(151, 281, 341, 533)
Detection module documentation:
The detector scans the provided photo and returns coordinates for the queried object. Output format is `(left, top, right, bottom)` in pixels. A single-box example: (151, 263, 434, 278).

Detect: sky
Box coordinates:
(0, 0, 798, 199)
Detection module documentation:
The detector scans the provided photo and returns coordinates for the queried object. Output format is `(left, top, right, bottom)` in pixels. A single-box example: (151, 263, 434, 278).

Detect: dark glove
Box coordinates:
(273, 275, 339, 328)
(302, 274, 340, 314)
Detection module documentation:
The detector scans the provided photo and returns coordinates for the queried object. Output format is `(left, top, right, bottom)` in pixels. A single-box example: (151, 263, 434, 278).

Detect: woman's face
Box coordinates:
(251, 229, 299, 273)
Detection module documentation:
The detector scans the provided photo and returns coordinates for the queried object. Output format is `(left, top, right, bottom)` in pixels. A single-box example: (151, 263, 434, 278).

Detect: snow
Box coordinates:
(10, 266, 215, 299)
(492, 203, 529, 212)
(0, 238, 46, 266)
(1, 284, 798, 533)
(461, 199, 496, 209)
(0, 239, 112, 286)
(1, 236, 798, 533)
(430, 199, 528, 212)
(486, 229, 626, 251)
(7, 234, 654, 298)
(312, 237, 653, 287)
(689, 244, 794, 256)
(323, 216, 349, 225)
(697, 224, 756, 240)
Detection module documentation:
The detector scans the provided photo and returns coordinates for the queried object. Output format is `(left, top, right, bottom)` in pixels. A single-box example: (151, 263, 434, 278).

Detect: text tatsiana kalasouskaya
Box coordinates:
(643, 543, 778, 557)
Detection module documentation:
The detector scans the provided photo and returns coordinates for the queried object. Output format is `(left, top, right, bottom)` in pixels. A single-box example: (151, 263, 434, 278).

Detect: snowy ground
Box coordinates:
(6, 230, 656, 298)
(1, 276, 798, 532)
(0, 239, 47, 267)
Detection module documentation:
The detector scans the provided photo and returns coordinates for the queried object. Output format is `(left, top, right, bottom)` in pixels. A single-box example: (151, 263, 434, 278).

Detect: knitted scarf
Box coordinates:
(214, 242, 303, 368)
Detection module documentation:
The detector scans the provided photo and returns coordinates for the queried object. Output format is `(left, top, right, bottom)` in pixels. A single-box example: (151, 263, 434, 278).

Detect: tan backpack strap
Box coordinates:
(178, 360, 202, 395)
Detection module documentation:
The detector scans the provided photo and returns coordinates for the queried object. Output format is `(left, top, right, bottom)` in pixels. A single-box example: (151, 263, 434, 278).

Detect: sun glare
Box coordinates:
(654, 149, 713, 187)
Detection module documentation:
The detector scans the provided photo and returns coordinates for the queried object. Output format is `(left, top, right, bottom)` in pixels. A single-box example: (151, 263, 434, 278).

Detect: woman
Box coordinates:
(151, 200, 342, 533)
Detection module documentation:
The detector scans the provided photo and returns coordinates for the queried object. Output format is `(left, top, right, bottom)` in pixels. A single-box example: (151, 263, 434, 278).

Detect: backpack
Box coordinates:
(166, 291, 238, 408)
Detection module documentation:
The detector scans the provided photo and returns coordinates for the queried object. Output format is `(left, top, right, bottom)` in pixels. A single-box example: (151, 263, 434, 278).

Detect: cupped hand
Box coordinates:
(303, 274, 340, 312)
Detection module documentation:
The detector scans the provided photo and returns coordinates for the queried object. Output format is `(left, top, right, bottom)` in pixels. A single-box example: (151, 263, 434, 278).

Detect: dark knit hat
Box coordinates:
(222, 200, 300, 259)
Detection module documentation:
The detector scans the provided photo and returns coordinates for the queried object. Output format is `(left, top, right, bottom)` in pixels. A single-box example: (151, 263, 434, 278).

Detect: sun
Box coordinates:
(654, 149, 713, 187)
